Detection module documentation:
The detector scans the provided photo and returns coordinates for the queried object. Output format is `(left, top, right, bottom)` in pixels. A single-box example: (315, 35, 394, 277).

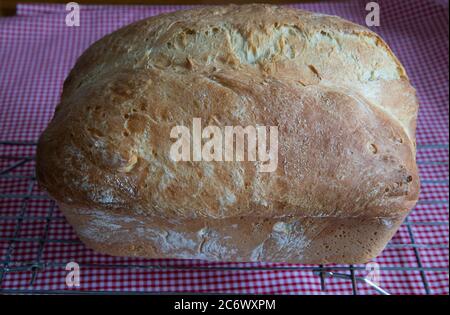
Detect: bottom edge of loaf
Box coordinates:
(60, 203, 406, 264)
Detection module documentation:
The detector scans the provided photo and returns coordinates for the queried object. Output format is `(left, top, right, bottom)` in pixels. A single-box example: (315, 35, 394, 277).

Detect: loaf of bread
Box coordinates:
(36, 4, 419, 263)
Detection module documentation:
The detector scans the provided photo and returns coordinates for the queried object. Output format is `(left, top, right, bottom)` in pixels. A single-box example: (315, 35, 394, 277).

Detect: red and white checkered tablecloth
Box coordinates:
(0, 0, 448, 294)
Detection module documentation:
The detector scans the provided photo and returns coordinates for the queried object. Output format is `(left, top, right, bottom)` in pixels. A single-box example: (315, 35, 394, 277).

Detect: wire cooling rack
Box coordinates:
(0, 141, 448, 295)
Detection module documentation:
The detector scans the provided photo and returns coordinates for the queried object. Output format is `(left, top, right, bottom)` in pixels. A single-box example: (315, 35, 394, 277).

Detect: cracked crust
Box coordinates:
(36, 4, 420, 263)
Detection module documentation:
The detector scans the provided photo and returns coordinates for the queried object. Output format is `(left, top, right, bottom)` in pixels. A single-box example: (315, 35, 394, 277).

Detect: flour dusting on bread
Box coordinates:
(37, 4, 419, 263)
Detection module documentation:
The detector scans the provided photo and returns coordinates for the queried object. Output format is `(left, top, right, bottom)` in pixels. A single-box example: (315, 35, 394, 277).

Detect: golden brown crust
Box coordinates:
(36, 4, 420, 263)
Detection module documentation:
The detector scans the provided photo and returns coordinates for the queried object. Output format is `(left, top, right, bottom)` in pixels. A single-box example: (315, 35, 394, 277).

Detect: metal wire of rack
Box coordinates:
(0, 141, 448, 295)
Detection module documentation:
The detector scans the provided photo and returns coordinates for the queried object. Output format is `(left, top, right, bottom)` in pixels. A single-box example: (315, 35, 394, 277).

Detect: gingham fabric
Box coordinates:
(0, 0, 448, 294)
